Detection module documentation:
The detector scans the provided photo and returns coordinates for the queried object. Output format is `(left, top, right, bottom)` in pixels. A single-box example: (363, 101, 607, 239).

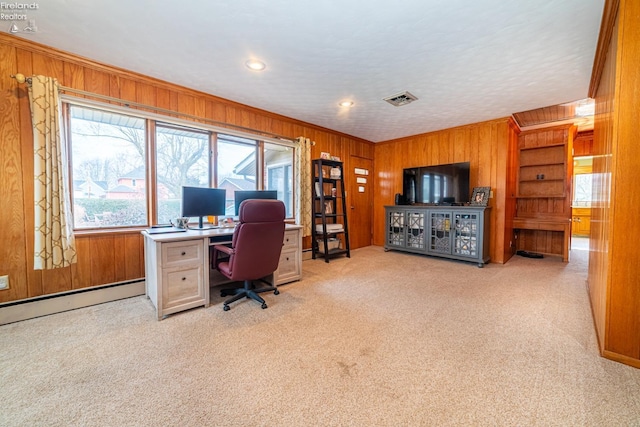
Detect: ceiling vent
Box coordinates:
(383, 91, 418, 107)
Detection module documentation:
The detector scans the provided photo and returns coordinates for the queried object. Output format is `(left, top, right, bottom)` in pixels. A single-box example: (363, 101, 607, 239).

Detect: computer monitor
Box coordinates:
(234, 190, 278, 216)
(181, 186, 226, 229)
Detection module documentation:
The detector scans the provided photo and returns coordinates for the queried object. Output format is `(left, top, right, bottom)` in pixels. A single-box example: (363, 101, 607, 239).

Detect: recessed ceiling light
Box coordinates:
(339, 100, 354, 107)
(245, 59, 266, 71)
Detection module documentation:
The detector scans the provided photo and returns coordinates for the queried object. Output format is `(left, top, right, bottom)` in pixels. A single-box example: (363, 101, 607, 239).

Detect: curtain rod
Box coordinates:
(10, 73, 297, 143)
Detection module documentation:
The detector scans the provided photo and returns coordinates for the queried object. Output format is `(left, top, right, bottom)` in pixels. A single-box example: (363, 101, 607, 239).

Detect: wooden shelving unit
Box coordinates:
(513, 124, 575, 261)
(311, 159, 350, 263)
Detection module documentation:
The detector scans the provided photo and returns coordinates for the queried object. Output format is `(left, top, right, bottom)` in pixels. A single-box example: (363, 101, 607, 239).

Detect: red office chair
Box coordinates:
(212, 199, 285, 311)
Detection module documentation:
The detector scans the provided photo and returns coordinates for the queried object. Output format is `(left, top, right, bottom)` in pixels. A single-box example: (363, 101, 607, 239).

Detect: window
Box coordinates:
(573, 157, 593, 207)
(573, 174, 593, 207)
(156, 124, 210, 224)
(265, 143, 294, 217)
(64, 100, 296, 229)
(68, 105, 147, 228)
(217, 135, 257, 216)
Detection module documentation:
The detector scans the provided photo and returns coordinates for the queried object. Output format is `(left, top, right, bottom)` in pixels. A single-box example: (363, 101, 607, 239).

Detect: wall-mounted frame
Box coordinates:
(470, 186, 490, 206)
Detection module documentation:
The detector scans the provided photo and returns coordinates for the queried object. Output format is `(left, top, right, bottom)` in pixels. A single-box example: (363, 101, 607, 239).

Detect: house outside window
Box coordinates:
(67, 105, 147, 228)
(217, 135, 257, 216)
(265, 143, 293, 217)
(64, 101, 296, 229)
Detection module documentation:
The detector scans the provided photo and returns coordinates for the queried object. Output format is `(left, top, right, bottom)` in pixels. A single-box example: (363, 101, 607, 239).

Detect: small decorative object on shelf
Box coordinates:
(320, 151, 331, 159)
(470, 187, 490, 206)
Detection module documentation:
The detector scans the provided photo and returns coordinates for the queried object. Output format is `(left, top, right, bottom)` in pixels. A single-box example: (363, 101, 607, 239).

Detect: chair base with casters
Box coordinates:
(220, 279, 279, 311)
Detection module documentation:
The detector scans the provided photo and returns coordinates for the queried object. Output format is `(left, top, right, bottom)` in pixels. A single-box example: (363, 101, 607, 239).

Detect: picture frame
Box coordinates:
(320, 152, 331, 160)
(324, 201, 333, 214)
(470, 186, 490, 206)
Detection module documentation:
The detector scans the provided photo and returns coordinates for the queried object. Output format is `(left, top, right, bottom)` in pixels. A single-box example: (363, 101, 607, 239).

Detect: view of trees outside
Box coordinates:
(68, 104, 295, 228)
(69, 106, 147, 228)
(156, 125, 210, 224)
(573, 174, 593, 206)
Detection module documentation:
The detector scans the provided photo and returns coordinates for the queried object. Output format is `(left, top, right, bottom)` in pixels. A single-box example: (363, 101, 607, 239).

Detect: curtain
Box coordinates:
(28, 75, 77, 270)
(294, 137, 313, 237)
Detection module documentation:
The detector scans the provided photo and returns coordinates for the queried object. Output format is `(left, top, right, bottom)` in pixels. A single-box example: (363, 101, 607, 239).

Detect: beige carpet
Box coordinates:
(2, 246, 639, 426)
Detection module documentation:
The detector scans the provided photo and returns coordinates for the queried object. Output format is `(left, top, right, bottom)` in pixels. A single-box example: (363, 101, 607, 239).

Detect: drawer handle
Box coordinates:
(286, 238, 289, 242)
(286, 257, 289, 261)
(182, 277, 186, 281)
(181, 251, 186, 256)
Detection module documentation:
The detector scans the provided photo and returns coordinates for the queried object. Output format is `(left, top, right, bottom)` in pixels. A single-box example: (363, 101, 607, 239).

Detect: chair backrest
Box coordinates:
(226, 199, 286, 281)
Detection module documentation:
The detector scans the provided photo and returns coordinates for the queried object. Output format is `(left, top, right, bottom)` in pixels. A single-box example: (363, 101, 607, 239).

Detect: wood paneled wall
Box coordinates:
(574, 130, 594, 156)
(0, 34, 373, 303)
(588, 0, 640, 368)
(372, 118, 518, 264)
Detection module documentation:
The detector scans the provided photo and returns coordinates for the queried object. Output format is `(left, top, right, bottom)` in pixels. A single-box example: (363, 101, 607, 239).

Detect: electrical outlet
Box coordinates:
(0, 275, 9, 290)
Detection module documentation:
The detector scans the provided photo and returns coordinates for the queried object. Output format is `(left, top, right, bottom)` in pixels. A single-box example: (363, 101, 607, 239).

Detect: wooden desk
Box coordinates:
(513, 217, 571, 262)
(142, 224, 302, 319)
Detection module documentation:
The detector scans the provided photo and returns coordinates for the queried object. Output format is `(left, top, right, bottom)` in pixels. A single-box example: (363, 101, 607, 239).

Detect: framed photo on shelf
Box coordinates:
(324, 201, 333, 214)
(315, 182, 322, 197)
(470, 187, 490, 206)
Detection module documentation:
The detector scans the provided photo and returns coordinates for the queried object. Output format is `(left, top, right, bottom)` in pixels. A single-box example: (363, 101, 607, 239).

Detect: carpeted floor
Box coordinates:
(1, 246, 639, 426)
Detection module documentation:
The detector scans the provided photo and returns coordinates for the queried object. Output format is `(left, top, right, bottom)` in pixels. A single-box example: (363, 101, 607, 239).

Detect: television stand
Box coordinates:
(384, 205, 491, 267)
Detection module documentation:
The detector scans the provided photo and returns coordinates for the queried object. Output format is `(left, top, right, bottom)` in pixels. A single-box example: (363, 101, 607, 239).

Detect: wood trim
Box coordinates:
(602, 350, 640, 369)
(589, 0, 620, 97)
(0, 33, 371, 145)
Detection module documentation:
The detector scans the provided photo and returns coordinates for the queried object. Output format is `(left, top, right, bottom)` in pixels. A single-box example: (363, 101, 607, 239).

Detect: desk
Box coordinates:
(143, 224, 302, 319)
(513, 217, 571, 262)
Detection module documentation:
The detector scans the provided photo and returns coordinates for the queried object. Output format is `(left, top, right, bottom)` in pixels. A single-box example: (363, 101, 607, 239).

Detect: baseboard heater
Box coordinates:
(0, 279, 146, 325)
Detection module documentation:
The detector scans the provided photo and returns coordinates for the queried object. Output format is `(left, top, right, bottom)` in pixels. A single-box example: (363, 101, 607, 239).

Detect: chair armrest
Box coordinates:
(213, 244, 233, 255)
(212, 244, 234, 269)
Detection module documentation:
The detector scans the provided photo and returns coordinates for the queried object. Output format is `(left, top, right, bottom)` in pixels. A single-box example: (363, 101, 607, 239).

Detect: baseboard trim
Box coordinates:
(602, 349, 640, 369)
(0, 280, 146, 325)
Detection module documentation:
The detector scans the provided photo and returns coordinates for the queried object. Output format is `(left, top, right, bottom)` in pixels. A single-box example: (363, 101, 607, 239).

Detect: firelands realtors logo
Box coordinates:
(1, 2, 39, 34)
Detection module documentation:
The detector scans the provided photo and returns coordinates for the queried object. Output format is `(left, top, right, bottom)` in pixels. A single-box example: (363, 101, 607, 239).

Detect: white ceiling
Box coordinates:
(13, 0, 604, 142)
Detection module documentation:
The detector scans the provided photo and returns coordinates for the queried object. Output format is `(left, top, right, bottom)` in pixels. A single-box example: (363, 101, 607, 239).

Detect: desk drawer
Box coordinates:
(162, 241, 203, 267)
(275, 248, 301, 284)
(162, 265, 204, 308)
(282, 229, 299, 250)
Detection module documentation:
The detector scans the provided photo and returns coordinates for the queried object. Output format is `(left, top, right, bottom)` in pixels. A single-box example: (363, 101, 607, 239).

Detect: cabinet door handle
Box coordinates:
(181, 251, 186, 256)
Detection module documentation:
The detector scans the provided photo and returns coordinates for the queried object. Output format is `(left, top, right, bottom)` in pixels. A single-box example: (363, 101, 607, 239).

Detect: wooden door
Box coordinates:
(348, 157, 373, 249)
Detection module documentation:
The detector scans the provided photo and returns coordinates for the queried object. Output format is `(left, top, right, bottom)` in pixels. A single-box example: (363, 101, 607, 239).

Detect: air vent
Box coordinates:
(383, 91, 418, 107)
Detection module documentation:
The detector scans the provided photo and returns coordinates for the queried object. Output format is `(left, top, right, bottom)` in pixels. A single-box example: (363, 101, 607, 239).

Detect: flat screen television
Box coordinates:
(181, 186, 226, 229)
(234, 190, 278, 216)
(402, 162, 470, 205)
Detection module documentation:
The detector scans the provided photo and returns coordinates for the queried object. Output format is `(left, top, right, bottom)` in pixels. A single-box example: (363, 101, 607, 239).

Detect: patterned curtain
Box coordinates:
(28, 75, 77, 270)
(294, 137, 313, 237)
